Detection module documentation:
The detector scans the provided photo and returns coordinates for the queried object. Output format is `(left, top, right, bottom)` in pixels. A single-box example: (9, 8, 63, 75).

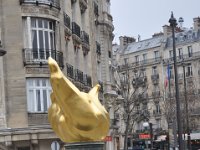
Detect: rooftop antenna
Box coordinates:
(178, 17, 184, 28)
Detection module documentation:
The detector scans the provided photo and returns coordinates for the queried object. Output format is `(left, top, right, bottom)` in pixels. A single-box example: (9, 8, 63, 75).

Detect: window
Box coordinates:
(26, 78, 52, 113)
(155, 103, 161, 113)
(152, 66, 157, 75)
(186, 64, 193, 77)
(30, 18, 55, 60)
(142, 53, 147, 64)
(178, 48, 183, 59)
(135, 55, 139, 64)
(154, 51, 160, 61)
(169, 50, 173, 61)
(188, 46, 192, 57)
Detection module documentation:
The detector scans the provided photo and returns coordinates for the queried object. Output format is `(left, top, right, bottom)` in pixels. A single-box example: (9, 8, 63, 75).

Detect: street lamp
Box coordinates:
(182, 62, 191, 150)
(169, 12, 183, 150)
(143, 122, 153, 150)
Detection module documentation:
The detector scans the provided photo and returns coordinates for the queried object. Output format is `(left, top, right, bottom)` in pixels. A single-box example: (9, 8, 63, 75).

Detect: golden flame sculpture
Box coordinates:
(48, 57, 110, 143)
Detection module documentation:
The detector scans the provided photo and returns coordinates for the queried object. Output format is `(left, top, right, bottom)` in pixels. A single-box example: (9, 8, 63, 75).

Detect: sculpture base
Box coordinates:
(64, 142, 105, 150)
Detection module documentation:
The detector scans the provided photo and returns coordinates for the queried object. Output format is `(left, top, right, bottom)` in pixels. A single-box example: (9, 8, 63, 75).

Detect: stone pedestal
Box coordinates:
(64, 142, 105, 150)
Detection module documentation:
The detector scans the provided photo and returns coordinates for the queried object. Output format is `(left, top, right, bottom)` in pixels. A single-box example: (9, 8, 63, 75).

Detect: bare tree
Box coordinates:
(113, 63, 149, 150)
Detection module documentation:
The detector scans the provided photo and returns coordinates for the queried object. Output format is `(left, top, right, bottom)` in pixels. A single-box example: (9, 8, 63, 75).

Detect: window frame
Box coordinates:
(26, 78, 52, 113)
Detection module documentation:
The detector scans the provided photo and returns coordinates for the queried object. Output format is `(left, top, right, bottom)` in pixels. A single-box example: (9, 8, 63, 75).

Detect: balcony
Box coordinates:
(64, 13, 71, 37)
(138, 93, 148, 104)
(132, 76, 147, 87)
(98, 80, 103, 93)
(22, 48, 64, 68)
(19, 0, 60, 9)
(72, 22, 81, 44)
(74, 69, 84, 84)
(79, 0, 88, 14)
(93, 1, 99, 16)
(81, 31, 90, 55)
(96, 41, 101, 55)
(151, 74, 159, 84)
(66, 63, 74, 79)
(83, 74, 92, 87)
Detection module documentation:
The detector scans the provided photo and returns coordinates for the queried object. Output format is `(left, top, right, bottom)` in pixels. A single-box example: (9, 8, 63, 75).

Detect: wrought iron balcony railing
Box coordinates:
(93, 1, 99, 16)
(19, 0, 60, 9)
(96, 41, 101, 55)
(66, 63, 74, 79)
(74, 69, 84, 83)
(132, 76, 147, 87)
(64, 13, 71, 29)
(98, 80, 103, 92)
(81, 31, 90, 45)
(151, 74, 159, 80)
(22, 48, 64, 68)
(83, 74, 92, 87)
(72, 22, 81, 38)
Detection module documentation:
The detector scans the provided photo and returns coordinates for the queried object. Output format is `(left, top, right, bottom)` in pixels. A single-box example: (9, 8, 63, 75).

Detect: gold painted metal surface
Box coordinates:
(48, 57, 110, 143)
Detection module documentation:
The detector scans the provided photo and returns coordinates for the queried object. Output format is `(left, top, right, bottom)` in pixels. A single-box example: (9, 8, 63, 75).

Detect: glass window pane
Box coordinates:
(32, 30, 38, 48)
(43, 90, 47, 111)
(42, 79, 46, 86)
(49, 22, 53, 30)
(28, 90, 34, 112)
(38, 19, 43, 28)
(39, 31, 44, 59)
(45, 31, 49, 49)
(36, 80, 40, 86)
(27, 79, 33, 86)
(36, 90, 41, 111)
(31, 18, 36, 28)
(44, 20, 48, 28)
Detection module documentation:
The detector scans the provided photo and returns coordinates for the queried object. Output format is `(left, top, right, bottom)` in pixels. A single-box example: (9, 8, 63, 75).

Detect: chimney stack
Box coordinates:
(119, 36, 136, 48)
(193, 17, 200, 31)
(162, 25, 172, 37)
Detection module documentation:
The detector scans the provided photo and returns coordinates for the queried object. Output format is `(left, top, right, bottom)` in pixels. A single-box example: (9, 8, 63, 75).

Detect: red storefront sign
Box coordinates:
(139, 134, 150, 139)
(104, 136, 112, 141)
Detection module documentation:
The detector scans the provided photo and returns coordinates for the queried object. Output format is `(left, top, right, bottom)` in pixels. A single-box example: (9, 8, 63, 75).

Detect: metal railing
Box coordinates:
(19, 0, 60, 9)
(81, 31, 90, 44)
(66, 63, 74, 79)
(96, 41, 101, 55)
(83, 74, 92, 87)
(93, 1, 99, 16)
(72, 22, 81, 38)
(22, 48, 63, 68)
(64, 13, 71, 29)
(74, 69, 84, 83)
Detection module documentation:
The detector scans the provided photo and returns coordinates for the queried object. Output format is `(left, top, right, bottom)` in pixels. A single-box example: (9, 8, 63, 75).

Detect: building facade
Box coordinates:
(0, 0, 115, 149)
(113, 17, 200, 149)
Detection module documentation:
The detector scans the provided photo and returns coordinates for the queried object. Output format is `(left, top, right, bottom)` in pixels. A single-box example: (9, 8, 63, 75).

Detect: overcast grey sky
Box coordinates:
(111, 0, 200, 43)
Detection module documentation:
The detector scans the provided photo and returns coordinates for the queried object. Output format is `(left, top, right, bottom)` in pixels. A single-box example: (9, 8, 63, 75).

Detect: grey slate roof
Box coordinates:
(123, 36, 165, 54)
(165, 28, 200, 48)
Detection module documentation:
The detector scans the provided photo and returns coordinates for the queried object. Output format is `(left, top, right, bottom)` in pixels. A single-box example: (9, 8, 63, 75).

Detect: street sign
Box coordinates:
(139, 134, 150, 139)
(51, 141, 60, 150)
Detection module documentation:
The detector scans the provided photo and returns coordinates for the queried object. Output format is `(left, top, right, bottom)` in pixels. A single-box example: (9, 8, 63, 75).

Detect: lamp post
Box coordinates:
(182, 63, 191, 150)
(169, 12, 183, 150)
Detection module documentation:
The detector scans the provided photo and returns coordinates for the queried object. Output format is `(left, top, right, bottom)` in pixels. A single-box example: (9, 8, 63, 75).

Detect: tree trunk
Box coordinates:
(124, 114, 130, 150)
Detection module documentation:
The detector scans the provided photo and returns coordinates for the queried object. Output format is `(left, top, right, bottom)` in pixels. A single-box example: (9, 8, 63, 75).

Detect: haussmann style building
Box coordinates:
(0, 0, 118, 150)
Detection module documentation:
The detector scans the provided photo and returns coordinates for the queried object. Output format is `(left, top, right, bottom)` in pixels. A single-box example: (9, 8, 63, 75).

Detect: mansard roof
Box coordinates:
(165, 28, 200, 48)
(123, 36, 165, 54)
